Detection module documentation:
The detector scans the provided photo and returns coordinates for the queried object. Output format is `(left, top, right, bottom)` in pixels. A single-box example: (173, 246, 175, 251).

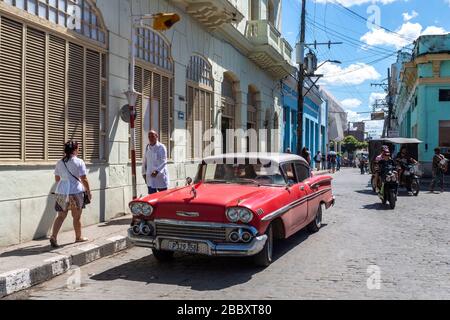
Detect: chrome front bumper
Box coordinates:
(128, 229, 268, 257)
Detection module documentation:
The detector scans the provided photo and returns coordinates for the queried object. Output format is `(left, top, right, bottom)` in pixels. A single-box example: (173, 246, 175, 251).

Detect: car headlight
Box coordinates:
(226, 208, 240, 222)
(141, 203, 153, 216)
(130, 202, 153, 216)
(239, 209, 253, 223)
(226, 207, 253, 223)
(130, 203, 143, 215)
(386, 176, 391, 182)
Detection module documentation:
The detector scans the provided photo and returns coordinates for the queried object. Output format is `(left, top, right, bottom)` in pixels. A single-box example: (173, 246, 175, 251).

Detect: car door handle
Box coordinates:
(299, 185, 305, 191)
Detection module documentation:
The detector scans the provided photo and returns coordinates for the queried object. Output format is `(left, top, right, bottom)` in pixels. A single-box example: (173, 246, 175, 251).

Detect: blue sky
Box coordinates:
(281, 0, 450, 137)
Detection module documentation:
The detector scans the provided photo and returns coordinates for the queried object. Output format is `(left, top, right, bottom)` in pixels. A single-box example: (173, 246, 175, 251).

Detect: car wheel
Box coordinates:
(152, 249, 174, 262)
(253, 224, 273, 268)
(307, 204, 323, 233)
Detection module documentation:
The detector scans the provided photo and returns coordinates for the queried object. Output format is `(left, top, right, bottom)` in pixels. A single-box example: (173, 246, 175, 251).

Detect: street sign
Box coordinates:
(388, 130, 399, 138)
(371, 112, 385, 121)
(120, 104, 138, 123)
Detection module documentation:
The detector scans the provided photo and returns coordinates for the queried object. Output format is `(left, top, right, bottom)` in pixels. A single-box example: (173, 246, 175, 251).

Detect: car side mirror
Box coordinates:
(186, 177, 193, 186)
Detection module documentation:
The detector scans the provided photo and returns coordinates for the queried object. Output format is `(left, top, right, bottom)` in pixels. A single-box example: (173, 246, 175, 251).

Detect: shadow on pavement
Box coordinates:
(361, 203, 391, 211)
(0, 240, 73, 258)
(91, 226, 322, 291)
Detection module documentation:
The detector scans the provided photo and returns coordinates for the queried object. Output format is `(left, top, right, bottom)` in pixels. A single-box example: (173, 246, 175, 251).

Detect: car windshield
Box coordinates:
(198, 161, 286, 186)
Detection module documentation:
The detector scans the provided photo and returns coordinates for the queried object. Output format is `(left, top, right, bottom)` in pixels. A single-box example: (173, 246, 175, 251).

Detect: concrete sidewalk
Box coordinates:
(0, 215, 132, 298)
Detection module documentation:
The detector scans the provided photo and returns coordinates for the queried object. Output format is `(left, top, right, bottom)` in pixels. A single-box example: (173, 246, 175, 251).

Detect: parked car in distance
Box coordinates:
(128, 153, 335, 267)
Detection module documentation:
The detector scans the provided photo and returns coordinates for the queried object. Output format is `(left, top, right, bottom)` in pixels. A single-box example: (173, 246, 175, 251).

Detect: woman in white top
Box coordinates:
(50, 141, 92, 248)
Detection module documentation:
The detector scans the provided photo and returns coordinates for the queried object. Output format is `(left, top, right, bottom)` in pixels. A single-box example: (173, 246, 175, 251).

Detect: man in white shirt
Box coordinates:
(142, 130, 169, 194)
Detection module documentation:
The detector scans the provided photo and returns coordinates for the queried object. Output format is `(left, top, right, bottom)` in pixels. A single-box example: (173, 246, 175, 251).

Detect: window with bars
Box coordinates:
(1, 0, 106, 44)
(0, 15, 107, 162)
(135, 27, 172, 71)
(187, 55, 213, 88)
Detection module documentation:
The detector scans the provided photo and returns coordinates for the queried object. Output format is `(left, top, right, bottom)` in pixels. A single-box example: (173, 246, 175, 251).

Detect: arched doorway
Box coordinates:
(247, 85, 260, 152)
(0, 0, 108, 162)
(221, 72, 239, 153)
(132, 27, 174, 159)
(186, 54, 214, 159)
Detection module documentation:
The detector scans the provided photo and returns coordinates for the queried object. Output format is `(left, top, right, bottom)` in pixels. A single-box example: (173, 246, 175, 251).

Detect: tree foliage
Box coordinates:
(342, 135, 368, 153)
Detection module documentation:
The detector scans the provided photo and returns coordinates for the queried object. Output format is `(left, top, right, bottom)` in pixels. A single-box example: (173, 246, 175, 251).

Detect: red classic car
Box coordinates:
(128, 153, 335, 267)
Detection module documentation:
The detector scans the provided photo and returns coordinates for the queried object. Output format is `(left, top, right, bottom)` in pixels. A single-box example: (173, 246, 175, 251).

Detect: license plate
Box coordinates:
(165, 240, 199, 253)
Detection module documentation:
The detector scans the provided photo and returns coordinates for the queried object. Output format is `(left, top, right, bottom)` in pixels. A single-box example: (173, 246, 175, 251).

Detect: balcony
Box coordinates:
(170, 0, 244, 30)
(245, 20, 294, 79)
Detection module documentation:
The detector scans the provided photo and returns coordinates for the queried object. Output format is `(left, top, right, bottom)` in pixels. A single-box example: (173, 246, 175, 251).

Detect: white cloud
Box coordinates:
(341, 98, 362, 109)
(314, 0, 400, 7)
(422, 26, 448, 35)
(445, 0, 450, 7)
(360, 22, 449, 49)
(317, 62, 381, 86)
(402, 10, 418, 22)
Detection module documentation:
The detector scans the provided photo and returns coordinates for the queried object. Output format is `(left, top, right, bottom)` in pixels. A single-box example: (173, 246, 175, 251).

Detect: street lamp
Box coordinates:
(316, 59, 342, 70)
(125, 13, 180, 200)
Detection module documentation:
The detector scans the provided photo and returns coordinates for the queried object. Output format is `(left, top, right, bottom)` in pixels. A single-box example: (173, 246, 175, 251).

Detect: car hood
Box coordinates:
(148, 183, 279, 223)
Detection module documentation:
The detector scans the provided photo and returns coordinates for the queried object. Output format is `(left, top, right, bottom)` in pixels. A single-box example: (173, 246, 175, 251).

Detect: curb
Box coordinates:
(0, 235, 131, 298)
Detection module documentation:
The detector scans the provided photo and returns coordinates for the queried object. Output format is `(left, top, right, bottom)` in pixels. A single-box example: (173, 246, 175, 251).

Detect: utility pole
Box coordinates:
(387, 68, 393, 135)
(296, 0, 306, 155)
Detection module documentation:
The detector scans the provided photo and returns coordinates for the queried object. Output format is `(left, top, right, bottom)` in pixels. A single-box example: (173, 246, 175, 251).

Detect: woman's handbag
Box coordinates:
(63, 161, 91, 205)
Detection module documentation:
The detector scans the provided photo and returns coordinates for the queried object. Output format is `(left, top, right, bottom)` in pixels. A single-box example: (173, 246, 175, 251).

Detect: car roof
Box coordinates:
(203, 152, 309, 166)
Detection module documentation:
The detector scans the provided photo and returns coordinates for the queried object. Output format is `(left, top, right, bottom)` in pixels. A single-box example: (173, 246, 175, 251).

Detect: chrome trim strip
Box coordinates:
(154, 219, 258, 235)
(262, 188, 332, 221)
(176, 211, 200, 218)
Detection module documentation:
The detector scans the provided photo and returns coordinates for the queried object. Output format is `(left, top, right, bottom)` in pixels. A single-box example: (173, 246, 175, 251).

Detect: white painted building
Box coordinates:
(0, 0, 293, 246)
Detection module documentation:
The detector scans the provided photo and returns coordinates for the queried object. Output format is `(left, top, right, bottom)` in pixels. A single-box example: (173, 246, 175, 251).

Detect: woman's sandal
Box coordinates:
(49, 237, 59, 248)
(75, 237, 89, 243)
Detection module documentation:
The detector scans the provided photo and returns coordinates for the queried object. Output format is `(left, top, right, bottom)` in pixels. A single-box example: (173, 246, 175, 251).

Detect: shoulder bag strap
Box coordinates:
(63, 160, 82, 184)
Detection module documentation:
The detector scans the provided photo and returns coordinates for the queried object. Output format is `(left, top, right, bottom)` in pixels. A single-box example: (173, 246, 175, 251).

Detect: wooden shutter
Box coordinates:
(68, 43, 84, 158)
(25, 27, 46, 160)
(48, 35, 66, 160)
(161, 75, 170, 152)
(85, 49, 100, 160)
(186, 86, 194, 157)
(0, 18, 23, 160)
(134, 65, 143, 159)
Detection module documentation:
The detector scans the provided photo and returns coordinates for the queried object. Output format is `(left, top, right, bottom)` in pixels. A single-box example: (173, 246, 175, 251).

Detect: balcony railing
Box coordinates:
(246, 20, 292, 62)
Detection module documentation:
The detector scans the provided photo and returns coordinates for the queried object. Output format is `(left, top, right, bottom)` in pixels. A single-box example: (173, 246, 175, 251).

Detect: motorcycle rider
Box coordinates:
(377, 150, 396, 195)
(395, 146, 418, 195)
(373, 145, 390, 192)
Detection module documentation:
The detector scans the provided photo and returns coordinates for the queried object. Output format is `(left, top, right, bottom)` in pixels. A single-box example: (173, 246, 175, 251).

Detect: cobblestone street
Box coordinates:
(7, 169, 450, 300)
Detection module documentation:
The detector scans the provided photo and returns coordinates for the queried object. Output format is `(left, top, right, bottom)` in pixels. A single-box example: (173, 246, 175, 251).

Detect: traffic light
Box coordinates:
(153, 13, 180, 31)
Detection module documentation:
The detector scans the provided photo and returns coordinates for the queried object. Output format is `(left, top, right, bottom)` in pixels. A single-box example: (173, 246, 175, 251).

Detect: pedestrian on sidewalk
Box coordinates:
(314, 151, 322, 171)
(430, 148, 447, 193)
(301, 147, 311, 166)
(321, 153, 327, 170)
(143, 130, 169, 194)
(50, 141, 92, 248)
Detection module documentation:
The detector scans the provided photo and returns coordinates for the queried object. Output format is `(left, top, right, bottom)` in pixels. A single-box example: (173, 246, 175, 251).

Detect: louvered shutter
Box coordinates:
(0, 18, 23, 160)
(25, 27, 46, 160)
(68, 43, 84, 158)
(204, 91, 212, 151)
(186, 86, 194, 158)
(47, 35, 66, 160)
(134, 65, 143, 159)
(161, 76, 170, 153)
(85, 49, 100, 161)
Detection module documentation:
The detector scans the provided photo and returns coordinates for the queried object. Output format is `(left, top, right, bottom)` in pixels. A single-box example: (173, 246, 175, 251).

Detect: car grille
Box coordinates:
(155, 222, 227, 242)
